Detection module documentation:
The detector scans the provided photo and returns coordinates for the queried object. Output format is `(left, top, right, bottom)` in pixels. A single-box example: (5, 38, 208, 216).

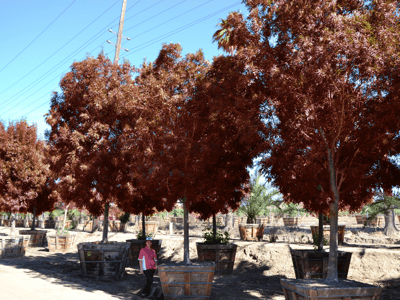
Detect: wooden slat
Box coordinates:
(184, 270, 191, 295)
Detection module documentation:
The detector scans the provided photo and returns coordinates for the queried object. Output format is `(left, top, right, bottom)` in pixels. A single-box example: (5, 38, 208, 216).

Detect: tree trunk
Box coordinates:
(62, 204, 70, 232)
(10, 213, 16, 237)
(383, 206, 398, 236)
(31, 206, 37, 231)
(142, 213, 146, 238)
(326, 148, 339, 282)
(101, 203, 109, 243)
(183, 199, 190, 265)
(318, 213, 324, 252)
(212, 213, 217, 240)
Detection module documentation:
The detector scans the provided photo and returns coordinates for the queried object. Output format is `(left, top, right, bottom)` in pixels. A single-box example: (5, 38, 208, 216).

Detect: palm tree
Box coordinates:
(238, 171, 280, 224)
(212, 13, 240, 56)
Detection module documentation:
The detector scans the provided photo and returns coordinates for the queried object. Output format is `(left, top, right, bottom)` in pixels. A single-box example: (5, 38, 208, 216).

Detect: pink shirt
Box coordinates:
(138, 247, 157, 270)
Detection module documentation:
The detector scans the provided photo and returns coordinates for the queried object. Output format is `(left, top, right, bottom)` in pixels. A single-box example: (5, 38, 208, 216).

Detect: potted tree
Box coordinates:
(136, 45, 265, 299)
(214, 0, 400, 298)
(46, 54, 138, 281)
(270, 202, 306, 227)
(362, 192, 400, 235)
(0, 120, 56, 250)
(46, 203, 77, 252)
(196, 214, 236, 274)
(237, 172, 280, 241)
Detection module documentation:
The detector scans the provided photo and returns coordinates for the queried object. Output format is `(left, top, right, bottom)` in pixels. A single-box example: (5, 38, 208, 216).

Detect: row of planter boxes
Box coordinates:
(0, 224, 383, 299)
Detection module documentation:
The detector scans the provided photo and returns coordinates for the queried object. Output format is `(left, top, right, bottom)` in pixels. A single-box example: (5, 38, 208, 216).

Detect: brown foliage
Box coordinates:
(0, 120, 55, 214)
(216, 0, 400, 214)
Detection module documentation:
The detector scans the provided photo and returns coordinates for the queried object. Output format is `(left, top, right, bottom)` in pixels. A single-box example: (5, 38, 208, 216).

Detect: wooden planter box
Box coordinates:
(174, 217, 184, 224)
(109, 220, 124, 232)
(367, 215, 384, 227)
(19, 230, 47, 247)
(283, 217, 301, 227)
(256, 217, 270, 226)
(355, 215, 367, 225)
(47, 234, 76, 252)
(77, 241, 130, 281)
(0, 235, 30, 258)
(159, 263, 215, 300)
(310, 225, 346, 245)
(239, 224, 264, 241)
(290, 249, 352, 279)
(281, 278, 382, 300)
(137, 221, 159, 236)
(82, 220, 94, 231)
(125, 239, 162, 265)
(196, 243, 237, 274)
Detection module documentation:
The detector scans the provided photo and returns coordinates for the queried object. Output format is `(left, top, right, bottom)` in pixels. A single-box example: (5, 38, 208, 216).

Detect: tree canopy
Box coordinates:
(215, 0, 400, 281)
(0, 120, 55, 215)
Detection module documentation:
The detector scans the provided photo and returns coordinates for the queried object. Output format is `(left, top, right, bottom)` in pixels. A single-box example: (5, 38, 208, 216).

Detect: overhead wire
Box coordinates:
(0, 1, 142, 111)
(5, 1, 242, 120)
(123, 0, 213, 40)
(0, 0, 121, 98)
(0, 0, 154, 111)
(0, 0, 77, 74)
(121, 1, 241, 59)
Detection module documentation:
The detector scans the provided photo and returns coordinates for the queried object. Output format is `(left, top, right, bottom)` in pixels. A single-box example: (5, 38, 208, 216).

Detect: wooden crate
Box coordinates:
(290, 249, 352, 279)
(281, 278, 382, 300)
(0, 236, 30, 258)
(47, 234, 76, 252)
(19, 230, 47, 247)
(159, 263, 215, 300)
(239, 224, 264, 241)
(196, 243, 237, 273)
(310, 225, 346, 245)
(77, 241, 130, 281)
(283, 217, 301, 227)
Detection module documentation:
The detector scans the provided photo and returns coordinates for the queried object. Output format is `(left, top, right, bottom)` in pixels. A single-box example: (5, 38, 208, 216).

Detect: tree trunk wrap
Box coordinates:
(102, 203, 109, 243)
(141, 213, 146, 237)
(327, 147, 339, 282)
(212, 214, 217, 240)
(318, 213, 323, 251)
(31, 207, 37, 231)
(183, 200, 190, 265)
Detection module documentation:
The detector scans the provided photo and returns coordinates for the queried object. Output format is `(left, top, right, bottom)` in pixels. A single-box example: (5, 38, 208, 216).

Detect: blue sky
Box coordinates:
(0, 0, 246, 139)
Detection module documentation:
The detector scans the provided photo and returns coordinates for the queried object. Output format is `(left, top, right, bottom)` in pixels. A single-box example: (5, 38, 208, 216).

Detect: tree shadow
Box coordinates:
(0, 248, 145, 299)
(377, 275, 400, 300)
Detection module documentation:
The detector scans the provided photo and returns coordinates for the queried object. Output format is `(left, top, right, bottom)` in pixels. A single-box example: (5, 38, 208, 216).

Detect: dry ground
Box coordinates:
(0, 217, 399, 300)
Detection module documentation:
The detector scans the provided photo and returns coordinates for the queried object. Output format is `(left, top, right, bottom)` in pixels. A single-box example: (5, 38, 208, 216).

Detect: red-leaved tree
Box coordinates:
(0, 120, 56, 231)
(215, 0, 400, 281)
(46, 54, 149, 242)
(128, 44, 266, 263)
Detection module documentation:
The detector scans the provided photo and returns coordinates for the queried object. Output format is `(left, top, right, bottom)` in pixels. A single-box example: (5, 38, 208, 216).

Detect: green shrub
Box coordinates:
(202, 226, 230, 244)
(136, 230, 153, 240)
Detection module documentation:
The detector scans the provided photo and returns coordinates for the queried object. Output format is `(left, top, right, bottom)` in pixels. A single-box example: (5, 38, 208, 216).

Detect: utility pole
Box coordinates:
(114, 0, 127, 65)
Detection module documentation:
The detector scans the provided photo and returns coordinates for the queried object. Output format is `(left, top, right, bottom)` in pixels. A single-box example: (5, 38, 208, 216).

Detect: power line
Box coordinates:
(0, 0, 120, 97)
(0, 0, 77, 74)
(125, 0, 213, 40)
(121, 1, 241, 59)
(4, 1, 242, 120)
(0, 0, 144, 110)
(123, 0, 187, 33)
(0, 0, 176, 111)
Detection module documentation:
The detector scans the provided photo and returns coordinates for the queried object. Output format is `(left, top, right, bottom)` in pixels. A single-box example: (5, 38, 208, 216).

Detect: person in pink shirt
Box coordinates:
(138, 237, 158, 298)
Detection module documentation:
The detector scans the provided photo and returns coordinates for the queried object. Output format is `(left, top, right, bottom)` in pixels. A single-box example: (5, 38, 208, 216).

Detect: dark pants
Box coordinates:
(142, 269, 156, 296)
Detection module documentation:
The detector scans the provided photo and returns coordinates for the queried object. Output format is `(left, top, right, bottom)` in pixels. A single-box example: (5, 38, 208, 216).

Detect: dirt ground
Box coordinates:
(0, 218, 400, 300)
